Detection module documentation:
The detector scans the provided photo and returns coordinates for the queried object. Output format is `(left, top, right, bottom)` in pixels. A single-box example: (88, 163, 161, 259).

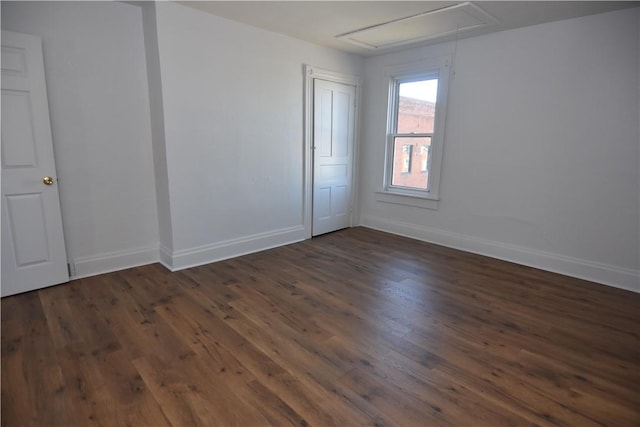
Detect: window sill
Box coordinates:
(375, 190, 439, 210)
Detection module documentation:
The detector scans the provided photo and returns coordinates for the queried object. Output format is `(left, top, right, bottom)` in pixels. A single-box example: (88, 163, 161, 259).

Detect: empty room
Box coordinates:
(1, 1, 639, 426)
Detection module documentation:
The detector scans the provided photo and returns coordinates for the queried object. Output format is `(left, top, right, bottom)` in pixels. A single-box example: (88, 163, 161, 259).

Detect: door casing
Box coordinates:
(302, 64, 362, 239)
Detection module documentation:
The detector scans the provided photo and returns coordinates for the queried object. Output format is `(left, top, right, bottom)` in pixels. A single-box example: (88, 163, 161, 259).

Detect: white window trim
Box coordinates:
(379, 55, 452, 210)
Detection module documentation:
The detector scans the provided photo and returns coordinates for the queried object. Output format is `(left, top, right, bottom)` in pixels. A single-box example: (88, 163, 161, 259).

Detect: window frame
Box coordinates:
(378, 56, 451, 210)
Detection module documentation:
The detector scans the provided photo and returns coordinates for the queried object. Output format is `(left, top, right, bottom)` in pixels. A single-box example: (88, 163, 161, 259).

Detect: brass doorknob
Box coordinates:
(43, 176, 54, 185)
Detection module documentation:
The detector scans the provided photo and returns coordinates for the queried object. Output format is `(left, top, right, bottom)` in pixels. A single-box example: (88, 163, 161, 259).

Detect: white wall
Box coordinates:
(152, 2, 363, 269)
(2, 1, 159, 277)
(0, 0, 363, 278)
(359, 8, 640, 291)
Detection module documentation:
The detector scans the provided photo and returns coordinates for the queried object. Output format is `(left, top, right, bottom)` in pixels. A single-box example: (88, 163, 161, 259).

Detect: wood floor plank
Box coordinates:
(2, 227, 639, 427)
(169, 289, 371, 426)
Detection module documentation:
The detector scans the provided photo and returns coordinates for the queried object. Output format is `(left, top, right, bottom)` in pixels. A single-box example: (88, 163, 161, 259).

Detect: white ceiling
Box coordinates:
(178, 1, 639, 56)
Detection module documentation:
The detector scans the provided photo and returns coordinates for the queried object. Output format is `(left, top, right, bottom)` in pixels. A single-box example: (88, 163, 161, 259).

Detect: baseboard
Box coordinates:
(361, 215, 640, 293)
(72, 246, 160, 280)
(158, 244, 173, 271)
(166, 225, 307, 271)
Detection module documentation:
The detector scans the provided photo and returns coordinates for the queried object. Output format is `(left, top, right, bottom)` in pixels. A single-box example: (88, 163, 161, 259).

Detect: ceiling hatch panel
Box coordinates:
(336, 2, 498, 50)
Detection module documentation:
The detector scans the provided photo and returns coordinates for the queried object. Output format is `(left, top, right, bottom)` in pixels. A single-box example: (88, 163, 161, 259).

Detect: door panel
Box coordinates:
(332, 91, 350, 157)
(319, 164, 347, 180)
(2, 30, 68, 296)
(2, 90, 38, 167)
(316, 88, 333, 157)
(316, 187, 331, 220)
(312, 79, 355, 236)
(6, 194, 50, 266)
(332, 185, 348, 216)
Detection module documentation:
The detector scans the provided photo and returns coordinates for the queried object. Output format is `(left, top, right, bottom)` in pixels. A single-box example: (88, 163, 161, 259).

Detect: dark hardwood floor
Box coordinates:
(2, 227, 639, 426)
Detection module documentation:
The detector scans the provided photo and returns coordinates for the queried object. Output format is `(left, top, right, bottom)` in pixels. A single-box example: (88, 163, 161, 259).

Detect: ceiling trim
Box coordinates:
(335, 2, 498, 51)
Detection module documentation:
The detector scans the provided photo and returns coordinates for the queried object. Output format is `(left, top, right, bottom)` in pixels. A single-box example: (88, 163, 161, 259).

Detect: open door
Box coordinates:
(2, 30, 69, 296)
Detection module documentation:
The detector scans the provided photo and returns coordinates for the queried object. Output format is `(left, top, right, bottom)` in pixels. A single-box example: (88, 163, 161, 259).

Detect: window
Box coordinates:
(378, 56, 451, 209)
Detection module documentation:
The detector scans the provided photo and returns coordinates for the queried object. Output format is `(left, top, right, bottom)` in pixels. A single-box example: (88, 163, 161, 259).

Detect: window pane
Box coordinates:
(392, 136, 432, 189)
(397, 79, 438, 134)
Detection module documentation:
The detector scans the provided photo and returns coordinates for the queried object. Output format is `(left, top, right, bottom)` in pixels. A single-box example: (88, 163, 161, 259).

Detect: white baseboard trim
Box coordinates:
(166, 225, 307, 271)
(71, 246, 160, 280)
(361, 215, 640, 293)
(158, 244, 174, 271)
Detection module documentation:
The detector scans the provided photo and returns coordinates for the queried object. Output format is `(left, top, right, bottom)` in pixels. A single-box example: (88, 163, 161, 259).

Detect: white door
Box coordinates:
(2, 30, 68, 297)
(312, 79, 356, 236)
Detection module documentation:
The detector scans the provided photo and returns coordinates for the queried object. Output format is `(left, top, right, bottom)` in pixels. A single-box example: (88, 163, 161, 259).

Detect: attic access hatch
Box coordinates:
(335, 2, 498, 50)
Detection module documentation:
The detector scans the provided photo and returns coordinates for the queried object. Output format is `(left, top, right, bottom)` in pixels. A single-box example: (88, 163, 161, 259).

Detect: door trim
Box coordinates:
(302, 64, 362, 239)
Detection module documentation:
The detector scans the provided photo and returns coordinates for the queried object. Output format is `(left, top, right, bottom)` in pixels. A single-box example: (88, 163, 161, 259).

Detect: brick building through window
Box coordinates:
(391, 96, 436, 189)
